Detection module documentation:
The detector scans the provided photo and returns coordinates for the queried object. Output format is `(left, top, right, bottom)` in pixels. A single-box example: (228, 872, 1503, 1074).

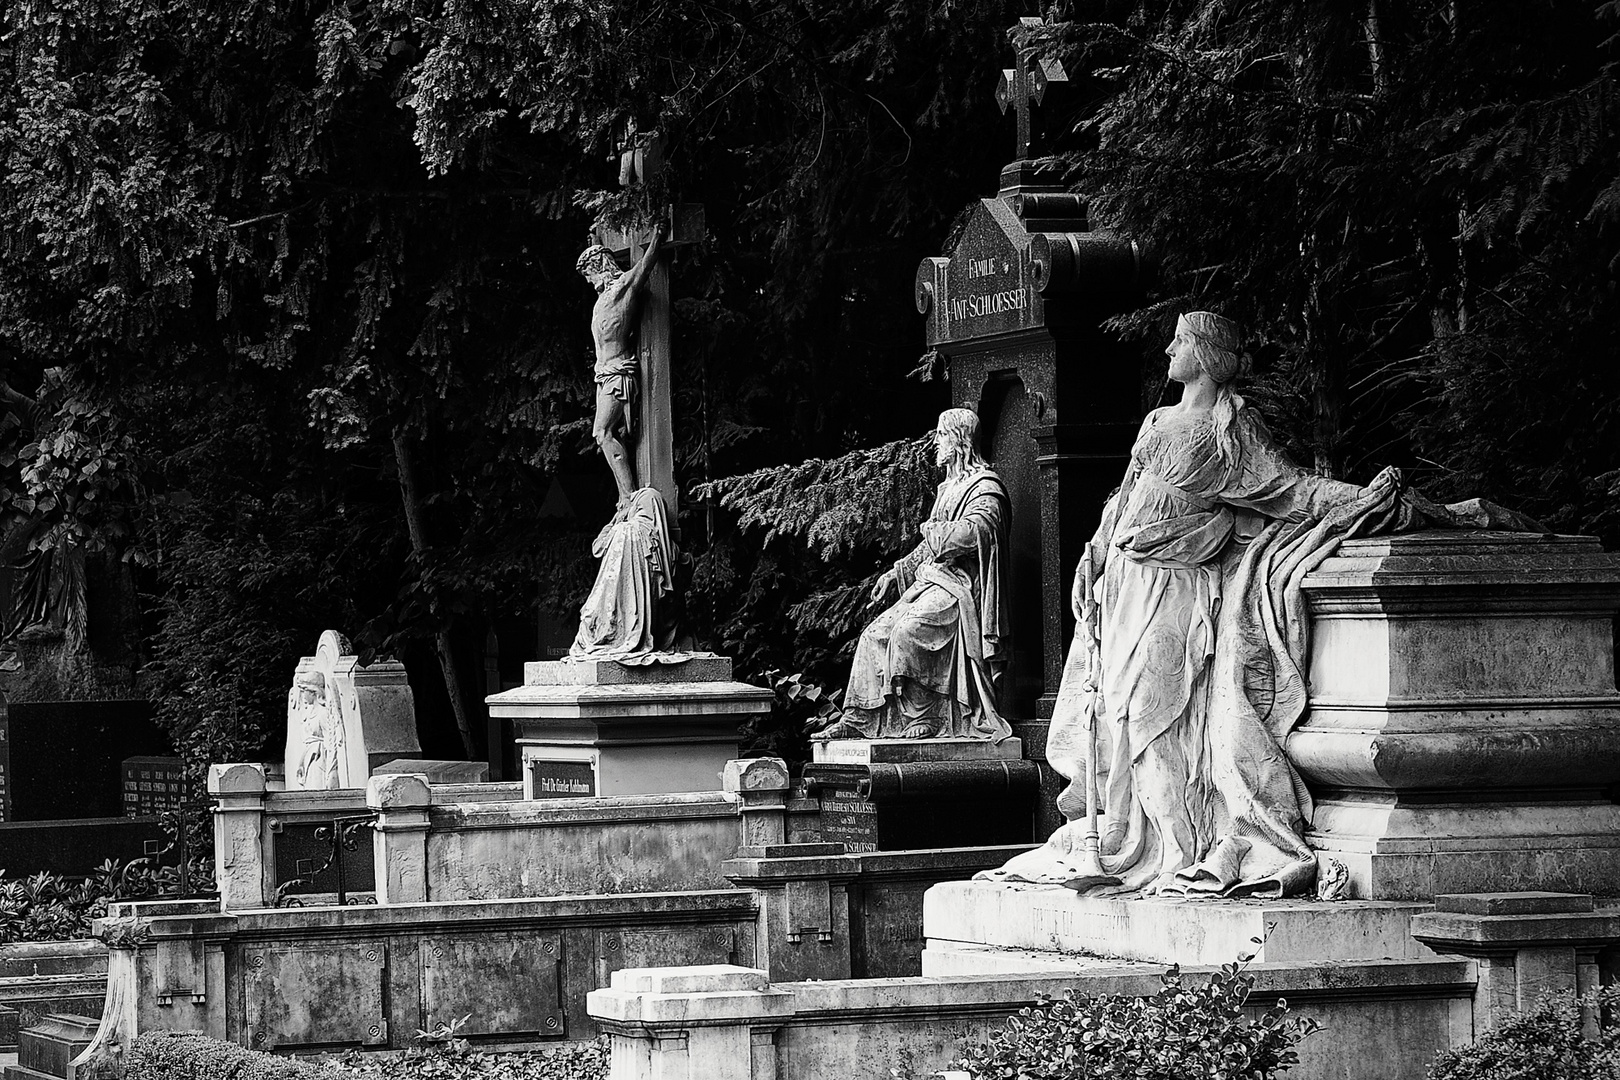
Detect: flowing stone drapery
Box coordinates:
(981, 404, 1424, 896)
(568, 487, 688, 665)
(841, 467, 1014, 740)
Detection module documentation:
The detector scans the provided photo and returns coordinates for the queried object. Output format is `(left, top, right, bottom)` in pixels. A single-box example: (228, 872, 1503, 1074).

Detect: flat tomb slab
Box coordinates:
(923, 880, 1432, 966)
(523, 656, 733, 685)
(811, 737, 1023, 765)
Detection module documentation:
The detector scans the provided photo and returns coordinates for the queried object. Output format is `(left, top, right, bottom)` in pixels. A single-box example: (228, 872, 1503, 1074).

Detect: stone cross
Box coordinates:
(995, 17, 1069, 161)
(591, 133, 706, 518)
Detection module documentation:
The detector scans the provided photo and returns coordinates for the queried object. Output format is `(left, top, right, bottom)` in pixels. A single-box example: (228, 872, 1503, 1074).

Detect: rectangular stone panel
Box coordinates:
(244, 941, 387, 1051)
(595, 925, 738, 989)
(420, 934, 563, 1039)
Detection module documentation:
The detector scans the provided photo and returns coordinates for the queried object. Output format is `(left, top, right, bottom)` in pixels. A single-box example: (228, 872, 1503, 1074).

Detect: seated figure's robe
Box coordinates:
(842, 467, 1014, 740)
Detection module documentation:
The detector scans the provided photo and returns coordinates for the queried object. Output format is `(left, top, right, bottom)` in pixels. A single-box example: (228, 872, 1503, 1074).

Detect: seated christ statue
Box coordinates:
(815, 408, 1014, 742)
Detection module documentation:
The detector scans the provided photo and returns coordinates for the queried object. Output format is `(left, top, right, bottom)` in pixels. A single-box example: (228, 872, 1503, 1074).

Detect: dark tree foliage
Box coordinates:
(0, 0, 1019, 763)
(1028, 0, 1620, 534)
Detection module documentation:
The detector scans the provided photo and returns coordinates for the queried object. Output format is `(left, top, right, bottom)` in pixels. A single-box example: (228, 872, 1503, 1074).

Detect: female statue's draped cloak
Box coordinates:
(843, 467, 1014, 740)
(983, 403, 1411, 896)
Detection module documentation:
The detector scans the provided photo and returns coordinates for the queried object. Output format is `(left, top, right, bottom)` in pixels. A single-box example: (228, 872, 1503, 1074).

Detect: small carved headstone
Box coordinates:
(282, 631, 420, 790)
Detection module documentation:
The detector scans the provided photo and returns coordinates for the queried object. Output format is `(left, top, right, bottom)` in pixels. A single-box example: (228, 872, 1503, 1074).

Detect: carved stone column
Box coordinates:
(208, 763, 270, 911)
(723, 758, 790, 848)
(367, 773, 431, 904)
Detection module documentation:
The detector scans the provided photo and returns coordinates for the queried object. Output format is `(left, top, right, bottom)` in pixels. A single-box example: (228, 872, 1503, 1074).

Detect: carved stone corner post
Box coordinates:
(723, 758, 790, 848)
(723, 844, 859, 983)
(208, 763, 270, 911)
(367, 773, 432, 904)
(1411, 892, 1620, 1036)
(588, 965, 793, 1080)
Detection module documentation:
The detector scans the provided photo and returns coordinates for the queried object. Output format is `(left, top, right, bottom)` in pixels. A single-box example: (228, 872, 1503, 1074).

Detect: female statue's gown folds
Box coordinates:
(842, 467, 1014, 740)
(984, 402, 1413, 896)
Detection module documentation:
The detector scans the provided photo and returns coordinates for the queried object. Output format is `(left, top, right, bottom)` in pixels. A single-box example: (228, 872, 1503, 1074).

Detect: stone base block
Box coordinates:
(812, 736, 1022, 765)
(923, 940, 1148, 976)
(13, 1013, 97, 1080)
(922, 880, 1431, 970)
(1306, 794, 1620, 900)
(489, 658, 771, 799)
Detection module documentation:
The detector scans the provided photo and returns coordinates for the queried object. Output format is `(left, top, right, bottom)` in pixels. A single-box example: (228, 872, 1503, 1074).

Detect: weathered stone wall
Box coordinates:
(589, 961, 1477, 1080)
(211, 761, 790, 909)
(85, 891, 758, 1060)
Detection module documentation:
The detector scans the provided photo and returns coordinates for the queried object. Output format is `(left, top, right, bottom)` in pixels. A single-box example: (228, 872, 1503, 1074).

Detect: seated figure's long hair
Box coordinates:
(937, 407, 989, 475)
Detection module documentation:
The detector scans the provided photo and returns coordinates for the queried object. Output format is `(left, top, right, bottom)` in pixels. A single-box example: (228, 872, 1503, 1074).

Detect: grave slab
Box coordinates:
(922, 880, 1432, 970)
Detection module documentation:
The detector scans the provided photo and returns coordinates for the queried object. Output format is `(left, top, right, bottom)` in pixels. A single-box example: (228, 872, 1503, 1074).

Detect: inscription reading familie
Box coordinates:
(950, 254, 1028, 322)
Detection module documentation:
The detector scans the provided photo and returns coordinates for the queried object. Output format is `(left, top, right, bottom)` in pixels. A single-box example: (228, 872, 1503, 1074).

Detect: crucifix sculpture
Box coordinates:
(579, 132, 705, 517)
(995, 17, 1070, 162)
(566, 130, 706, 663)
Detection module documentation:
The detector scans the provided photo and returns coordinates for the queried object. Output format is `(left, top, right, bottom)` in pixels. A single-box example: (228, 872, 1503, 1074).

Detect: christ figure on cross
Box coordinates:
(575, 221, 666, 509)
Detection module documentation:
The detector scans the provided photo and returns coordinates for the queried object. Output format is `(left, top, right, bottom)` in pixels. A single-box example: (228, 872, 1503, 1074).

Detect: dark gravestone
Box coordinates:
(8, 701, 171, 821)
(120, 756, 185, 818)
(915, 29, 1147, 723)
(804, 760, 1040, 851)
(0, 817, 165, 878)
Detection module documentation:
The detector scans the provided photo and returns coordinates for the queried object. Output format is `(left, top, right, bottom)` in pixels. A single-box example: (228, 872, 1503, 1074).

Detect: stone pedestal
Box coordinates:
(1291, 532, 1620, 900)
(588, 965, 792, 1080)
(487, 656, 772, 799)
(723, 843, 860, 982)
(5, 1014, 97, 1080)
(1411, 891, 1620, 1033)
(804, 738, 1036, 851)
(922, 880, 1430, 974)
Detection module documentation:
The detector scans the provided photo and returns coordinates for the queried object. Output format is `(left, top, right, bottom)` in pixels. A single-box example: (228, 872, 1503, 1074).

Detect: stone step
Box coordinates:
(14, 1014, 97, 1079)
(3, 1063, 56, 1080)
(924, 880, 1434, 966)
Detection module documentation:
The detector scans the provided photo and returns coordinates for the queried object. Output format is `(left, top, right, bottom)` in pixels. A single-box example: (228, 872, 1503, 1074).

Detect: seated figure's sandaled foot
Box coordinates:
(899, 720, 941, 739)
(811, 720, 862, 741)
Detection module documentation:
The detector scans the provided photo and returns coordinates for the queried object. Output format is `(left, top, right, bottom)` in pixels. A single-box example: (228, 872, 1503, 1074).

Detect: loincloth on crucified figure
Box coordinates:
(594, 353, 639, 438)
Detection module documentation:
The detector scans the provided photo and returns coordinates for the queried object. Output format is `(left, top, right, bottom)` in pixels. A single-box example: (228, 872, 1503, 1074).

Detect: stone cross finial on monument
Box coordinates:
(995, 17, 1070, 163)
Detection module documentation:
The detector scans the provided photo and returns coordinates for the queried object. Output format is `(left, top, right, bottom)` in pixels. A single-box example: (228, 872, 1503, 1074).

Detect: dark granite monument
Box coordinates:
(913, 21, 1148, 792)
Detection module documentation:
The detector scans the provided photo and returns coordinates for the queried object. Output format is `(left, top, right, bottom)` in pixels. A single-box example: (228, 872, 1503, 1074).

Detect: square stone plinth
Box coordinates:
(922, 880, 1431, 973)
(812, 737, 1023, 765)
(489, 658, 772, 799)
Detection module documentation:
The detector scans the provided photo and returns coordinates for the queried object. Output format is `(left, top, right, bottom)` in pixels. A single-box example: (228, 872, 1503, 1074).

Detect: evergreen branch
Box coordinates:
(693, 435, 933, 559)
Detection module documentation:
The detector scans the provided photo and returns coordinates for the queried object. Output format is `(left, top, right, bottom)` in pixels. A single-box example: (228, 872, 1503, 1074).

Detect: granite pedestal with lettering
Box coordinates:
(488, 657, 772, 798)
(804, 738, 1037, 852)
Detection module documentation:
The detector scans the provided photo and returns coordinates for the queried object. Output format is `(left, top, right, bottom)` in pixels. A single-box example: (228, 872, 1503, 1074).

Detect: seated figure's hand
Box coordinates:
(871, 568, 900, 606)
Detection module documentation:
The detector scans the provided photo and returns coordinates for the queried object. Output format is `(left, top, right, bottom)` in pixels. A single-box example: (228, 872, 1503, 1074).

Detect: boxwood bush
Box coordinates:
(1428, 986, 1620, 1080)
(115, 1031, 607, 1080)
(124, 1031, 346, 1079)
(959, 961, 1320, 1080)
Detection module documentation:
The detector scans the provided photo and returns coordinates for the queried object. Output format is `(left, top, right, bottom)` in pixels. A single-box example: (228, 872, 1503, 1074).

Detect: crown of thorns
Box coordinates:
(576, 245, 621, 277)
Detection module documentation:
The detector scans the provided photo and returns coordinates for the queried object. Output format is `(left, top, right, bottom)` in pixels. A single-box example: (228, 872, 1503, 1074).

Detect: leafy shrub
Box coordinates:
(0, 856, 215, 944)
(959, 961, 1320, 1080)
(125, 1031, 345, 1079)
(738, 670, 843, 772)
(333, 1035, 609, 1080)
(1428, 986, 1620, 1080)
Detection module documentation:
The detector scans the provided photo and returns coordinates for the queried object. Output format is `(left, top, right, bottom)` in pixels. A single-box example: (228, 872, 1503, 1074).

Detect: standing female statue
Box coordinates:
(985, 311, 1407, 896)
